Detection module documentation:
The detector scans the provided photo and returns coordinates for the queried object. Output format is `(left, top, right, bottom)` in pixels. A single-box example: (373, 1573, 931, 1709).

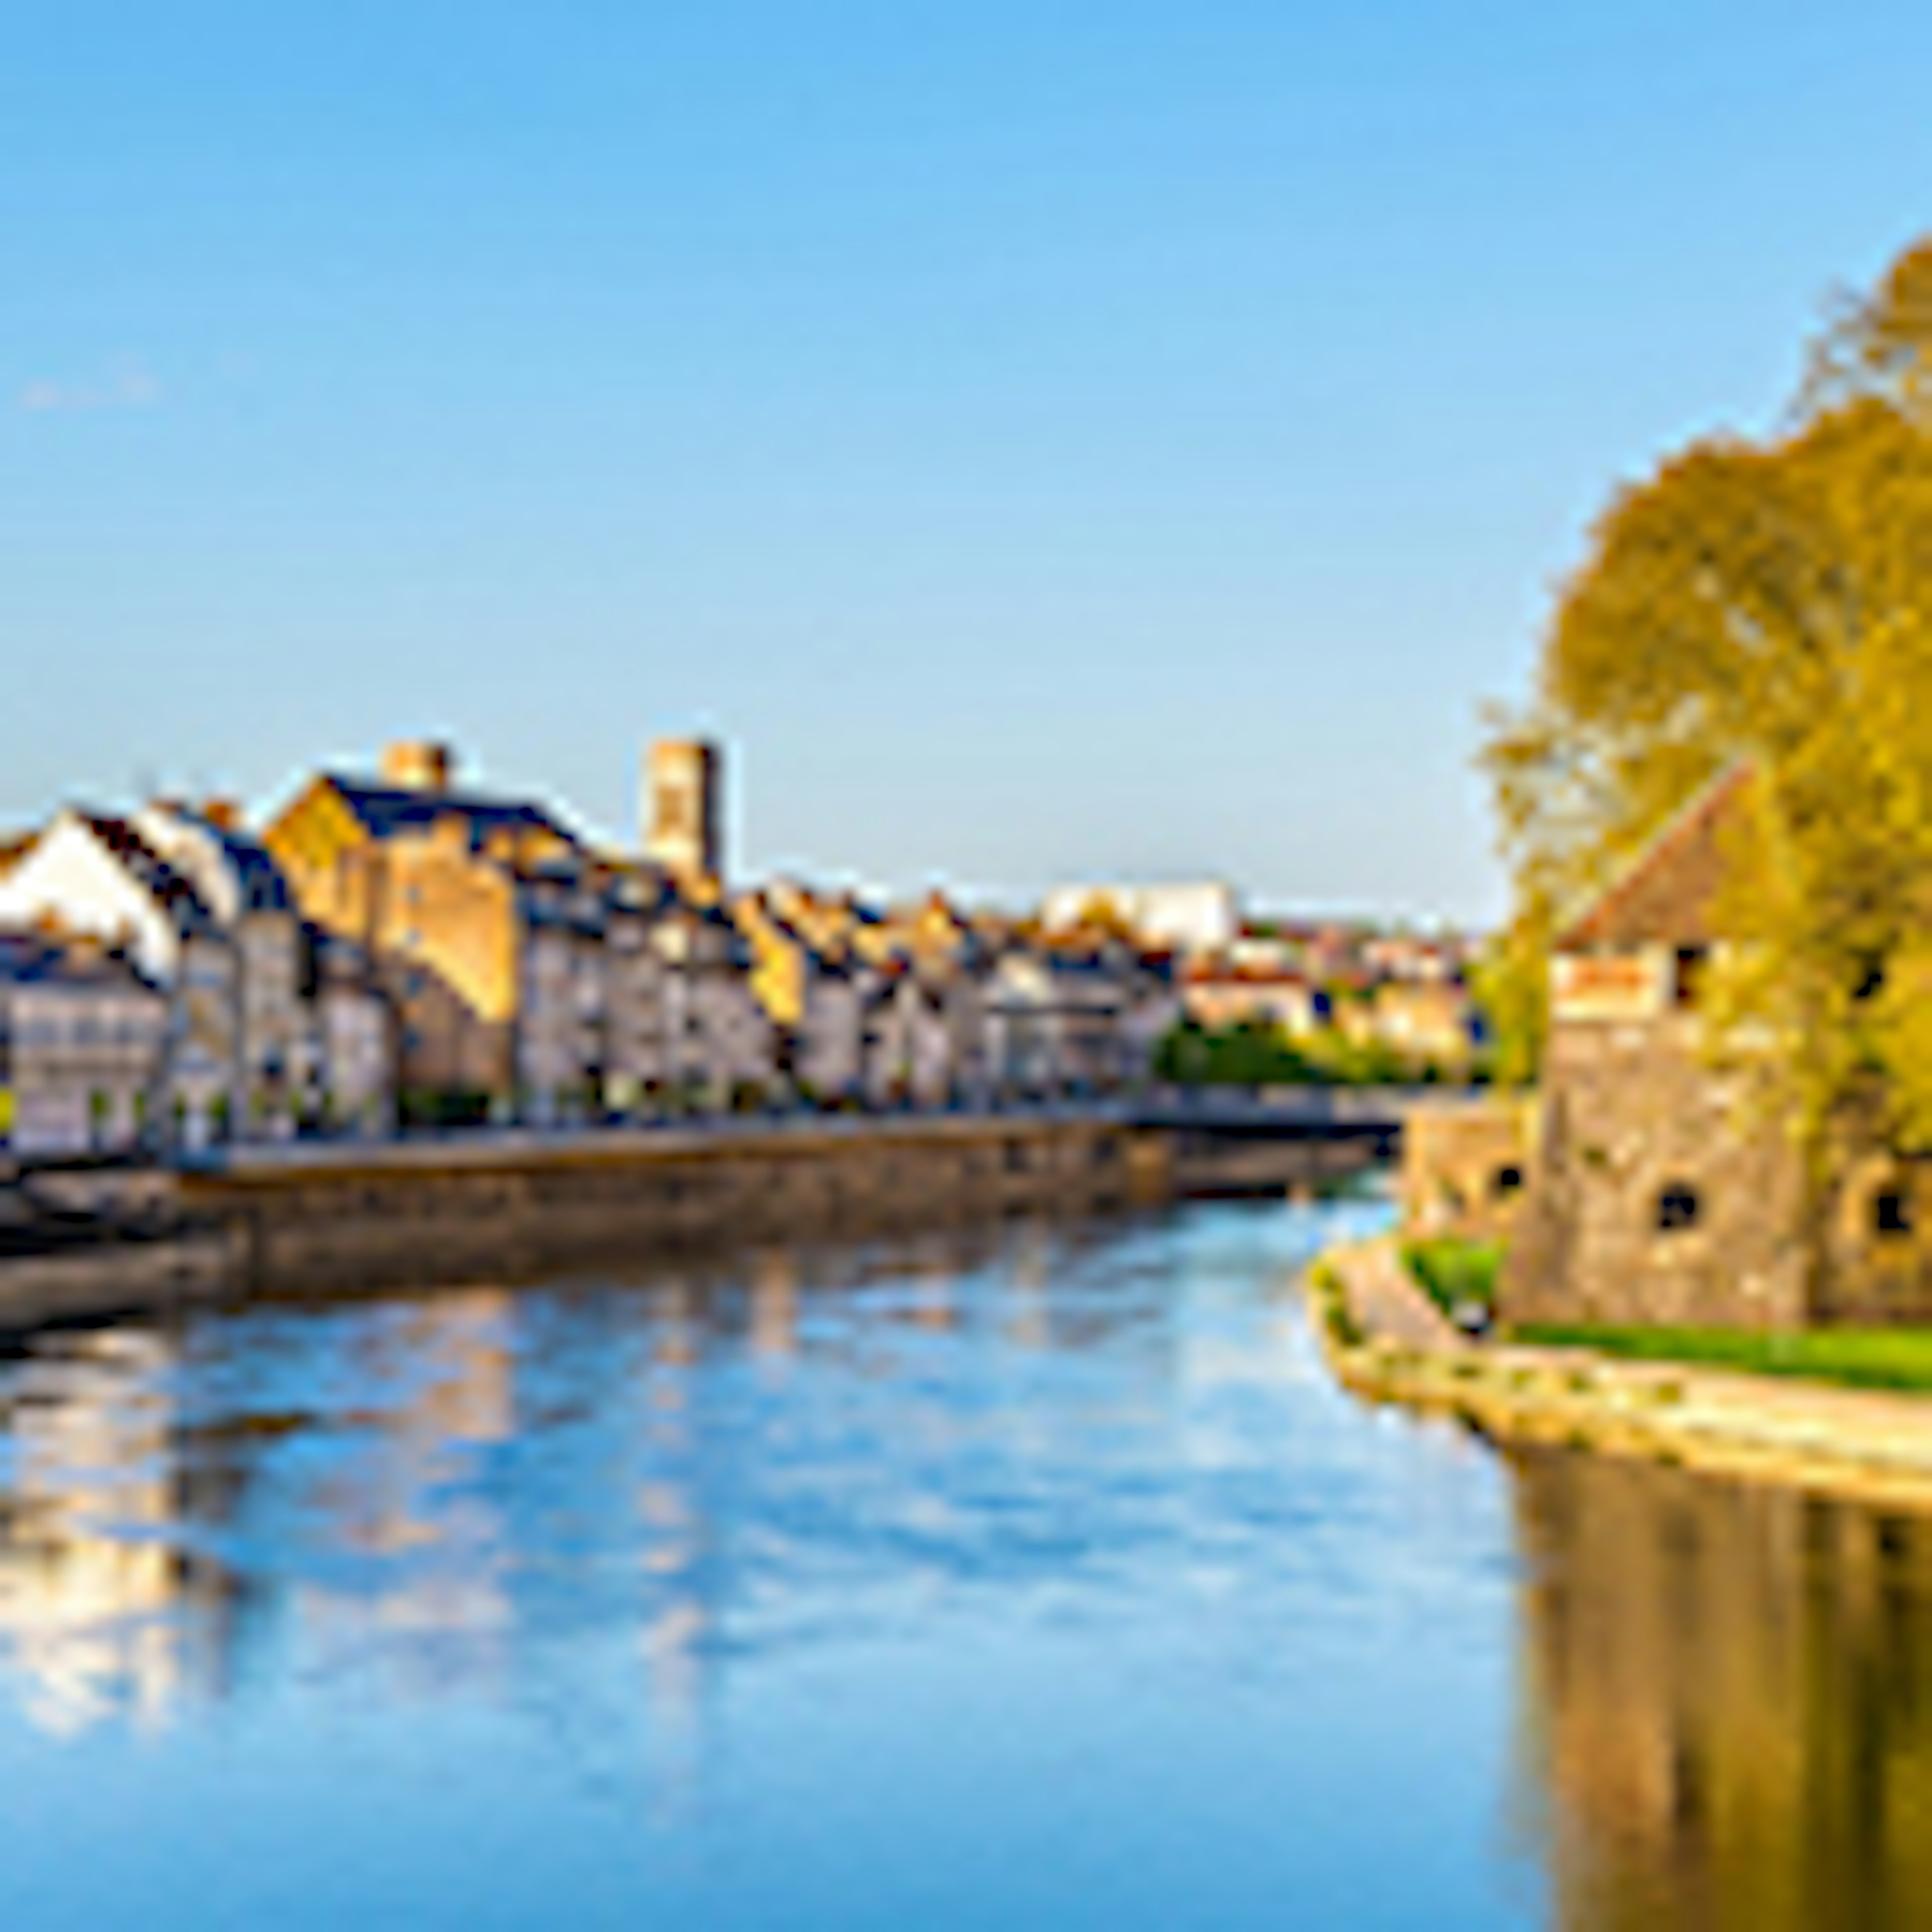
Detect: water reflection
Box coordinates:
(0, 1214, 1222, 1748)
(0, 1329, 236, 1735)
(30, 1191, 1932, 1926)
(1513, 1447, 1932, 1930)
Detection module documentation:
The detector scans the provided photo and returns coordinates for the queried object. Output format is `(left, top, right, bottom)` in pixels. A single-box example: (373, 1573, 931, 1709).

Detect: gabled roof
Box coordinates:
(1556, 764, 1756, 952)
(76, 814, 219, 934)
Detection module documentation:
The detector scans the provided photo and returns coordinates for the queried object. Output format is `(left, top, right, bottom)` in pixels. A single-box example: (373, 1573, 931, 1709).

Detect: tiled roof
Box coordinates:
(325, 777, 577, 851)
(1557, 764, 1755, 952)
(169, 808, 296, 913)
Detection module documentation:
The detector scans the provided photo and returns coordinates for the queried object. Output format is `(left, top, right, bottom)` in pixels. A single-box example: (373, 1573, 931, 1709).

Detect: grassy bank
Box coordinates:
(1517, 1323, 1932, 1397)
(1389, 1238, 1932, 1397)
(1401, 1237, 1503, 1319)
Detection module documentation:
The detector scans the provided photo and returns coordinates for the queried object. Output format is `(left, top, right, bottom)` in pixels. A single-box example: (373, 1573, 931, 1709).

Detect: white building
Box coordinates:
(1039, 881, 1239, 956)
(0, 812, 245, 1147)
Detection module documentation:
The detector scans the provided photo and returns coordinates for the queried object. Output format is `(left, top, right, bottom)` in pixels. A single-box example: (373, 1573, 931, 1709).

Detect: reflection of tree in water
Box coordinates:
(1510, 1445, 1932, 1931)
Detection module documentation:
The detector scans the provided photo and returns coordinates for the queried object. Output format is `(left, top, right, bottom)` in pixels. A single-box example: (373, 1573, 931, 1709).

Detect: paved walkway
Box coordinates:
(1317, 1237, 1932, 1513)
(1339, 1237, 1468, 1352)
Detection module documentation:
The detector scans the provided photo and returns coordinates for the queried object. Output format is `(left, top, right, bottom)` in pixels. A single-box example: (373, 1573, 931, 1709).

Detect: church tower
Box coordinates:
(645, 739, 722, 883)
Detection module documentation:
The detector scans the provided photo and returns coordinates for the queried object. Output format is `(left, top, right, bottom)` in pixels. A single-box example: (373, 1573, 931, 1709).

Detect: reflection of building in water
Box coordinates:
(0, 1329, 228, 1736)
(1511, 1447, 1932, 1931)
(292, 1289, 517, 1689)
(750, 1249, 799, 1359)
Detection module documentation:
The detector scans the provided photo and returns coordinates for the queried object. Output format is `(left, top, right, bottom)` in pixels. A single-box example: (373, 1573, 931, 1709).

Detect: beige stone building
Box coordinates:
(644, 740, 722, 885)
(265, 743, 579, 1115)
(1500, 767, 1932, 1329)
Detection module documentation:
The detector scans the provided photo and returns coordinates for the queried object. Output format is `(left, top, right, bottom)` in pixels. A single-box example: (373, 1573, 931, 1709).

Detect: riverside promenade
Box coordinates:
(1315, 1235, 1932, 1512)
(0, 1097, 1392, 1334)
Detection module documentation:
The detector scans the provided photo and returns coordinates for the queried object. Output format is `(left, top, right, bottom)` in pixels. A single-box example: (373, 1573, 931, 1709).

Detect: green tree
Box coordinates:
(1484, 237, 1932, 1203)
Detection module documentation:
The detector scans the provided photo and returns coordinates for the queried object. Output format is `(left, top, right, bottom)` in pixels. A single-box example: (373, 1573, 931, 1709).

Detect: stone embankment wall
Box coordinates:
(1313, 1237, 1932, 1512)
(0, 1113, 1383, 1333)
(0, 1231, 239, 1334)
(188, 1116, 1170, 1298)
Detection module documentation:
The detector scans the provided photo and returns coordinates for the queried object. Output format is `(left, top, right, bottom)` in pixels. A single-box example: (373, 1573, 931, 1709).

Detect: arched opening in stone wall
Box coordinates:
(1874, 1188, 1914, 1238)
(1655, 1181, 1701, 1234)
(1491, 1165, 1523, 1199)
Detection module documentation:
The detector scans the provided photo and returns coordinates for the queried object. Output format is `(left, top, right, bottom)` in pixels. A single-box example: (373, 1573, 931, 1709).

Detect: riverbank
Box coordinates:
(1312, 1236, 1932, 1511)
(0, 1110, 1381, 1335)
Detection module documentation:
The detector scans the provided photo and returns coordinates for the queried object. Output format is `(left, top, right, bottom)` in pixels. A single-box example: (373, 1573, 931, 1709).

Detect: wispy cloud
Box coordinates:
(19, 362, 163, 414)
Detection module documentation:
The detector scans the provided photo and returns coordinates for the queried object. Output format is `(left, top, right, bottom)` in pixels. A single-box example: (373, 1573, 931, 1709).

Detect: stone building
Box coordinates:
(731, 889, 868, 1104)
(1497, 765, 1932, 1330)
(1399, 1096, 1533, 1245)
(0, 809, 264, 1148)
(861, 968, 952, 1109)
(0, 932, 168, 1156)
(645, 740, 722, 886)
(133, 802, 312, 1138)
(268, 740, 774, 1123)
(1182, 961, 1330, 1035)
(600, 867, 677, 1115)
(265, 743, 580, 1114)
(983, 943, 1179, 1098)
(312, 937, 394, 1136)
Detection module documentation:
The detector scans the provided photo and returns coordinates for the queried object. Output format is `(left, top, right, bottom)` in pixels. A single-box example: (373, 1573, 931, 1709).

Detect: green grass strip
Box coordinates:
(1516, 1324, 1932, 1396)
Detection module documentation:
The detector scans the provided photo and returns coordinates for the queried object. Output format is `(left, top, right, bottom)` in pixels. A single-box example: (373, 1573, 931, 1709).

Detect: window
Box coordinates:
(1492, 1165, 1524, 1198)
(1673, 947, 1709, 1009)
(1876, 1189, 1914, 1238)
(1656, 1181, 1701, 1234)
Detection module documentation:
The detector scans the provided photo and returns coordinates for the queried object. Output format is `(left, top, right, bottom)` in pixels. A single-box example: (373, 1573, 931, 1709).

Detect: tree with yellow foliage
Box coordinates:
(1483, 239, 1932, 1179)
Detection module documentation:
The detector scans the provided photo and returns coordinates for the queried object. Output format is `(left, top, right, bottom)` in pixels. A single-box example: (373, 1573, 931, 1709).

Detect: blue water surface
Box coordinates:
(0, 1195, 1547, 1930)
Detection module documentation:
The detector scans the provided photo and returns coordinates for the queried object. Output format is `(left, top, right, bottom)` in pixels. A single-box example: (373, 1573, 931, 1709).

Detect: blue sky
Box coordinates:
(7, 2, 1931, 923)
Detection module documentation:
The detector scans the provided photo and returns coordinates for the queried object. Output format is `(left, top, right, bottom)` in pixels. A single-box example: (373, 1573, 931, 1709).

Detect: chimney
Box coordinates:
(201, 797, 243, 832)
(381, 741, 456, 792)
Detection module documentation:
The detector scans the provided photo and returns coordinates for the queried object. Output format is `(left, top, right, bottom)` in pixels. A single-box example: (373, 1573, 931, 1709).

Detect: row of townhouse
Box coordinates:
(0, 803, 392, 1155)
(0, 739, 1184, 1154)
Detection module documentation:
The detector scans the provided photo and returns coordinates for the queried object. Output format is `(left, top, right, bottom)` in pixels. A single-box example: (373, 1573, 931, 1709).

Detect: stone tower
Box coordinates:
(645, 739, 722, 882)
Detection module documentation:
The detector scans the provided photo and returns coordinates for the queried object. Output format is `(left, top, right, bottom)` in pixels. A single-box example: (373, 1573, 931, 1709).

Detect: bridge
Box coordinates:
(1128, 1084, 1486, 1140)
(1125, 1086, 1489, 1195)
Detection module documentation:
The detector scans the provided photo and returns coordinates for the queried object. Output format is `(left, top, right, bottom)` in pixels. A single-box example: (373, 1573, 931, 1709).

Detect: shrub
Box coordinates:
(1403, 1238, 1505, 1317)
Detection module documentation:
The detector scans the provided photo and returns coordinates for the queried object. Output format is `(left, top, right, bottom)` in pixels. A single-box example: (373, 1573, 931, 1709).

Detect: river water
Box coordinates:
(0, 1191, 1925, 1928)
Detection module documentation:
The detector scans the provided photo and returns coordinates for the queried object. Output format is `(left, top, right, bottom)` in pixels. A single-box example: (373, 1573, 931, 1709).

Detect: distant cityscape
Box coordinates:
(0, 738, 1487, 1157)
